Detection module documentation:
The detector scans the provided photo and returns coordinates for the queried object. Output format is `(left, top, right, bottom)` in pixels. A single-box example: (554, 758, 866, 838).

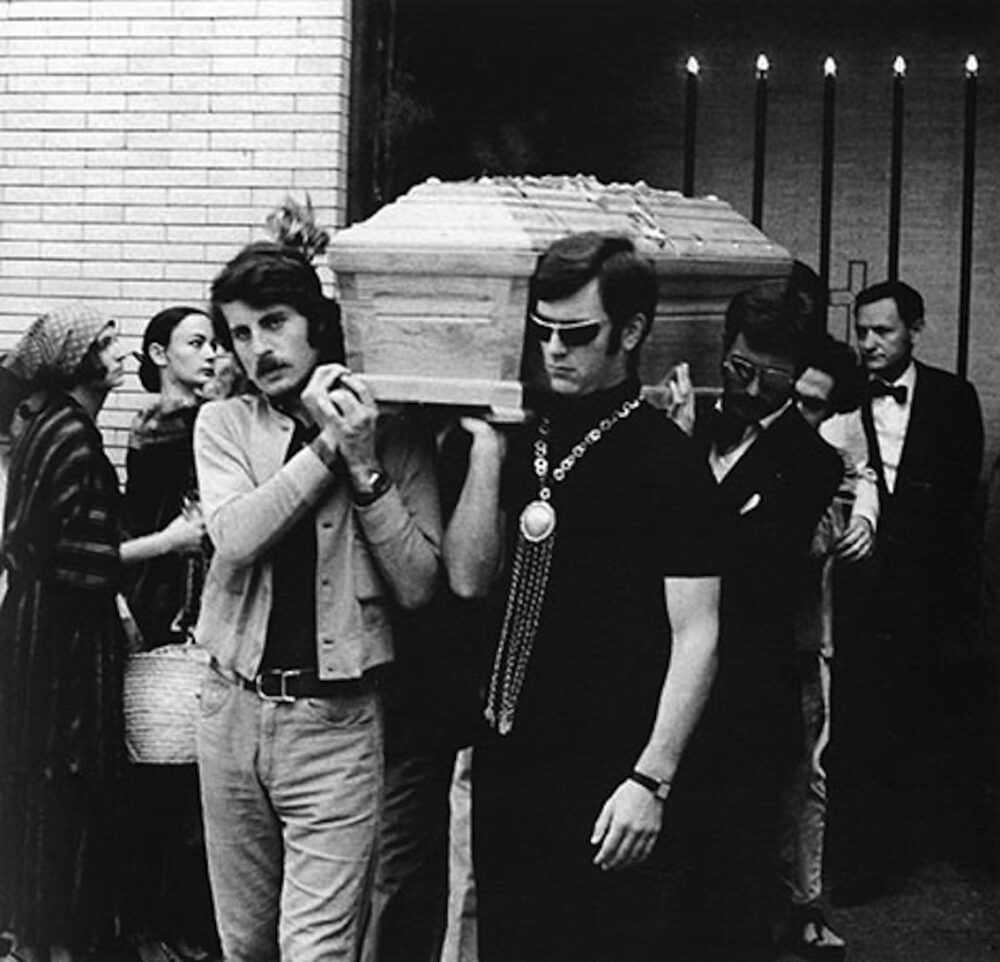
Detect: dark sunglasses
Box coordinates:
(530, 312, 604, 348)
(722, 354, 795, 393)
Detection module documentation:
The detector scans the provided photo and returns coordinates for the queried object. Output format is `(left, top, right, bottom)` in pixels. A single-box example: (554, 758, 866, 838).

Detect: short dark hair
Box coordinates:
(532, 232, 657, 372)
(137, 305, 212, 392)
(723, 278, 815, 368)
(789, 260, 828, 341)
(209, 241, 345, 364)
(805, 334, 866, 414)
(854, 280, 924, 330)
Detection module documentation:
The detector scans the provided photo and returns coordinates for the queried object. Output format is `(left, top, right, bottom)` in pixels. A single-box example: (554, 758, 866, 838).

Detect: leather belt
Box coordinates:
(238, 668, 368, 703)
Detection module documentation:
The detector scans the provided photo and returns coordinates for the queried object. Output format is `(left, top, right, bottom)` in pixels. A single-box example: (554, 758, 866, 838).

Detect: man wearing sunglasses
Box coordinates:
(659, 279, 845, 961)
(443, 232, 724, 961)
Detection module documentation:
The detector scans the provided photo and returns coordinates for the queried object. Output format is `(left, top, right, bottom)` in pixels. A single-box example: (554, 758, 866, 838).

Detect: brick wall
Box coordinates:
(0, 0, 352, 469)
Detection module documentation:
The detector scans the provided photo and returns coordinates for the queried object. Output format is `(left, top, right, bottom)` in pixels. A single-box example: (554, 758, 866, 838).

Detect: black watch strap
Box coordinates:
(629, 769, 671, 801)
(353, 469, 392, 507)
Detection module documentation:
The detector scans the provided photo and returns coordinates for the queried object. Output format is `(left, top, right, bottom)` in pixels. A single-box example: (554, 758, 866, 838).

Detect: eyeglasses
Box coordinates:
(722, 354, 796, 393)
(530, 312, 604, 348)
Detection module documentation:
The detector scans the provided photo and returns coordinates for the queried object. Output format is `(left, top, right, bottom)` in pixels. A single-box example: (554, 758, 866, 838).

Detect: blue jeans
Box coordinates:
(196, 668, 383, 962)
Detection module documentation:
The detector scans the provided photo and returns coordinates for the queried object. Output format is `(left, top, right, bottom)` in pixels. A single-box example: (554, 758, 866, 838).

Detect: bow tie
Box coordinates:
(868, 379, 908, 404)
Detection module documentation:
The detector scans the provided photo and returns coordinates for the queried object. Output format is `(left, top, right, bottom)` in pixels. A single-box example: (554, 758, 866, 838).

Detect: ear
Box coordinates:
(148, 342, 169, 368)
(621, 313, 648, 353)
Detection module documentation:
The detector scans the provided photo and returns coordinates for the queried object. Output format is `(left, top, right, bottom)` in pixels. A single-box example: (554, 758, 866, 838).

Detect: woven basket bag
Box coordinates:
(120, 552, 211, 765)
(123, 641, 211, 765)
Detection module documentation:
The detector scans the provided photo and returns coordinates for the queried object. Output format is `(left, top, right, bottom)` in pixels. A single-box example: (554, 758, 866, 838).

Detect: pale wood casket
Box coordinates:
(328, 175, 791, 419)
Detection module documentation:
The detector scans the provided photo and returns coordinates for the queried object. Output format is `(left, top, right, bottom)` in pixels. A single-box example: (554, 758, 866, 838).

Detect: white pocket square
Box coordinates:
(738, 493, 762, 515)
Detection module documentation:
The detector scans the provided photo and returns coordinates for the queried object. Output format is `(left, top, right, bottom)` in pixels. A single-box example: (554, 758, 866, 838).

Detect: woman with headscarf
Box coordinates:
(0, 304, 204, 962)
(120, 306, 220, 961)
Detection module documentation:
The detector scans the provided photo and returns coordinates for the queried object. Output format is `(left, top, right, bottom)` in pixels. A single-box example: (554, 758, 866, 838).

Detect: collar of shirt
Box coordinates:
(709, 398, 791, 481)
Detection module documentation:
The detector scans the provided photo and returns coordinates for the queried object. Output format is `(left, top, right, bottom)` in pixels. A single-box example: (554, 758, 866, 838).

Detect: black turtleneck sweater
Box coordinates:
(488, 376, 725, 781)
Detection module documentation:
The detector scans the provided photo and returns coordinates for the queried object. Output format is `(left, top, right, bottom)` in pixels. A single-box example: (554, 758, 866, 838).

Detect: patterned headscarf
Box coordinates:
(0, 303, 111, 434)
(3, 303, 110, 383)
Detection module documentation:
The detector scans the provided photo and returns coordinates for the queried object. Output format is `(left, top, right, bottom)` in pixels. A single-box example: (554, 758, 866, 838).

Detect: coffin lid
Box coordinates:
(329, 174, 790, 278)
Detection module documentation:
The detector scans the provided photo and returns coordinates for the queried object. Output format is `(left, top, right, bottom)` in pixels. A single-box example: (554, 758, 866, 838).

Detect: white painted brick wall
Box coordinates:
(0, 0, 352, 472)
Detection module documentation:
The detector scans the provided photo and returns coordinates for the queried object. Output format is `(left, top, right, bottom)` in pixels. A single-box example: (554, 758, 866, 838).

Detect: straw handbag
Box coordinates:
(122, 559, 210, 765)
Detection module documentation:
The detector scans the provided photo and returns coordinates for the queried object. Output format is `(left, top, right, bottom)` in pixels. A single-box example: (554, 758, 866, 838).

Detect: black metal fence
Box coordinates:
(679, 52, 982, 375)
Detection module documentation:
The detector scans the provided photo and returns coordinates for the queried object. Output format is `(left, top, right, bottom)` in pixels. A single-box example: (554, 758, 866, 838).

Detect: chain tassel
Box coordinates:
(484, 394, 641, 736)
(484, 529, 555, 734)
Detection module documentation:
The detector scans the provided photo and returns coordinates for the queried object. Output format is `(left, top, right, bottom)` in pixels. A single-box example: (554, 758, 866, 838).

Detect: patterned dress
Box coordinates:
(0, 391, 126, 951)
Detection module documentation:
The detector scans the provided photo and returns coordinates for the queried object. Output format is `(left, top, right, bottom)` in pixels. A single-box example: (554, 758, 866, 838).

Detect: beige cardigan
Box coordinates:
(193, 393, 441, 681)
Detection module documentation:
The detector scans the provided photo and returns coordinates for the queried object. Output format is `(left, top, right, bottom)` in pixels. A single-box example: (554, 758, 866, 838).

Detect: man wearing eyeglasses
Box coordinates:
(659, 280, 844, 961)
(443, 232, 724, 962)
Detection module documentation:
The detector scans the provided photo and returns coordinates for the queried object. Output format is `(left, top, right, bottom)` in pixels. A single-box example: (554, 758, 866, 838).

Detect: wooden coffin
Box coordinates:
(328, 175, 791, 419)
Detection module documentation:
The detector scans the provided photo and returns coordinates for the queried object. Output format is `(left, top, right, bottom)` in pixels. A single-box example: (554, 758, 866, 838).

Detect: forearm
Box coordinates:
(852, 468, 879, 530)
(634, 577, 720, 782)
(355, 440, 442, 610)
(198, 425, 337, 564)
(443, 433, 505, 599)
(120, 528, 175, 565)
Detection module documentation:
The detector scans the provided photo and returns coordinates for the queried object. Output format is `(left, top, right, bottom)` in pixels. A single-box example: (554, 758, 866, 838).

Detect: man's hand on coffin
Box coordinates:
(457, 416, 507, 463)
(302, 363, 380, 479)
(590, 778, 663, 872)
(643, 361, 695, 436)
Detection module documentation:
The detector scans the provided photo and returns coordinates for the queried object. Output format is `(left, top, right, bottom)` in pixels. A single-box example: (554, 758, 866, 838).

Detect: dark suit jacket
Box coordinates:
(680, 402, 843, 787)
(868, 360, 983, 635)
(696, 403, 845, 666)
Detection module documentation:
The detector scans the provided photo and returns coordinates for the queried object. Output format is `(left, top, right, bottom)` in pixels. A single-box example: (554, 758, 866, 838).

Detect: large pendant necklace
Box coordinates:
(518, 395, 642, 544)
(486, 393, 643, 735)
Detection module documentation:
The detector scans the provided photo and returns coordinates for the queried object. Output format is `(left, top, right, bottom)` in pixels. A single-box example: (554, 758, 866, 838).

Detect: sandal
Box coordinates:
(783, 904, 847, 960)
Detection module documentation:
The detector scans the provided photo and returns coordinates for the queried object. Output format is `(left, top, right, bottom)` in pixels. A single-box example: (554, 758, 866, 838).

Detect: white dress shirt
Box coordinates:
(867, 361, 916, 494)
(820, 411, 880, 530)
(709, 399, 792, 482)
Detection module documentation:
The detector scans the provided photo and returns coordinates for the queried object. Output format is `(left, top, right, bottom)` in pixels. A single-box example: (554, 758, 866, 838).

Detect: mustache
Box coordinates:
(256, 356, 285, 378)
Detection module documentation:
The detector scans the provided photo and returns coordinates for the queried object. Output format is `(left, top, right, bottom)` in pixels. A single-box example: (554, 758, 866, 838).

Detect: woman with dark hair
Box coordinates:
(126, 306, 216, 650)
(0, 304, 205, 962)
(121, 306, 220, 962)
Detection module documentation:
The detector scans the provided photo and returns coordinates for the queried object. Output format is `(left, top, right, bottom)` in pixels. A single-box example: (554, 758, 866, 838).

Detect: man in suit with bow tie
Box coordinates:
(827, 279, 983, 905)
(663, 280, 844, 961)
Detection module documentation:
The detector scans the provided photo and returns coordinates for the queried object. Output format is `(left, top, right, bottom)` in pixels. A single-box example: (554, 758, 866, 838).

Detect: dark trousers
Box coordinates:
(827, 627, 947, 882)
(473, 746, 664, 962)
(363, 735, 457, 962)
(118, 764, 218, 950)
(662, 656, 801, 962)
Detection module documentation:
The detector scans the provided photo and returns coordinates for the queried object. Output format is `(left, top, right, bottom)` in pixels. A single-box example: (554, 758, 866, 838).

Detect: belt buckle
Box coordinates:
(255, 669, 303, 703)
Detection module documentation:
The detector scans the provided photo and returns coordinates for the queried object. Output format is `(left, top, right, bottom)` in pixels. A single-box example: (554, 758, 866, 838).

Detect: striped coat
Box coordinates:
(0, 391, 125, 951)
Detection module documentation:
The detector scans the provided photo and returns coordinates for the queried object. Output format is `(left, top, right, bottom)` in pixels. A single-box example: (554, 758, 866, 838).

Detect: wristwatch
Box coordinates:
(352, 467, 392, 507)
(629, 769, 671, 802)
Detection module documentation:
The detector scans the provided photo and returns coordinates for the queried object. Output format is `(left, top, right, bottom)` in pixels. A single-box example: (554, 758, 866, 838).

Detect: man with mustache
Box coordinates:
(192, 233, 441, 961)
